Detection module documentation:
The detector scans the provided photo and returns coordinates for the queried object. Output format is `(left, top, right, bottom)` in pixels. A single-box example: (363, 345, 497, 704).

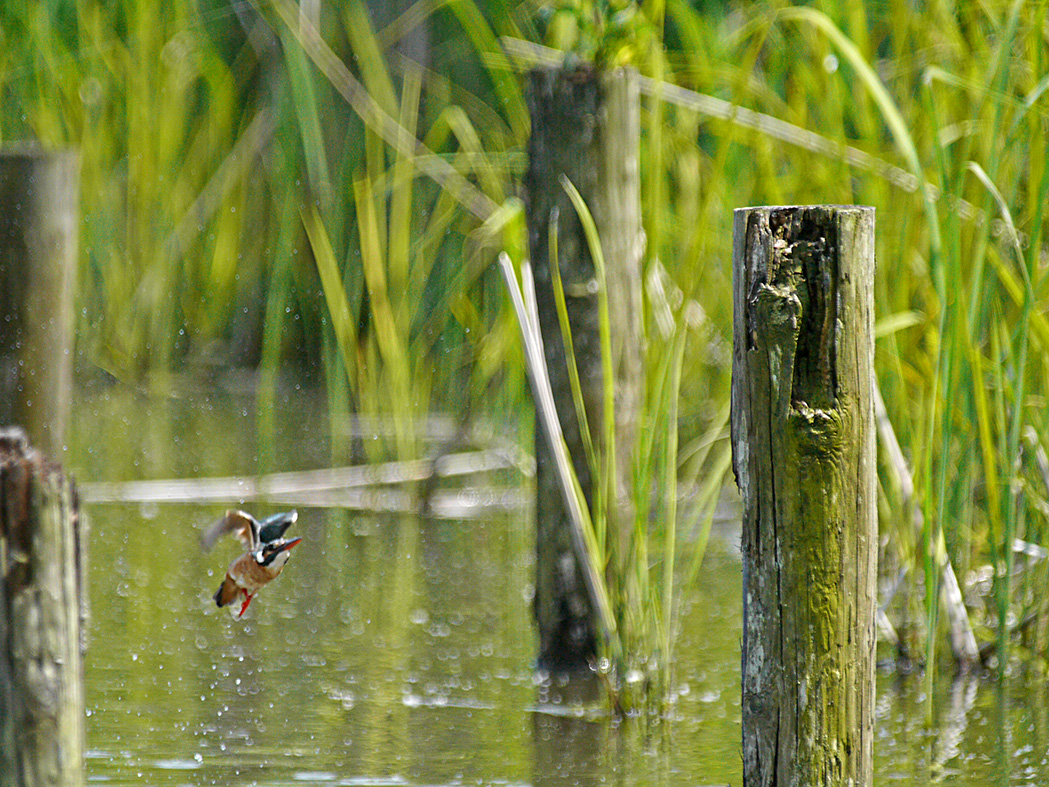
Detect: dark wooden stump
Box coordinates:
(525, 67, 643, 671)
(731, 206, 876, 787)
(0, 427, 86, 787)
(0, 146, 79, 458)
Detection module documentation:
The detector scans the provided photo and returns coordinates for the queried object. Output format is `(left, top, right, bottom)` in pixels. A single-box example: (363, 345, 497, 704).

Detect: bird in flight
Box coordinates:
(201, 509, 302, 618)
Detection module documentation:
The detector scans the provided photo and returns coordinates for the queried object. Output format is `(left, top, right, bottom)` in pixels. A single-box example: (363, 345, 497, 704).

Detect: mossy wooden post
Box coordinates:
(525, 67, 644, 671)
(0, 427, 86, 787)
(731, 206, 876, 787)
(0, 146, 79, 458)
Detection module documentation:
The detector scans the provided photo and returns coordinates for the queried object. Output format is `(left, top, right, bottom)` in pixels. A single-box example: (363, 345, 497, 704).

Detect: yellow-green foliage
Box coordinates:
(2, 2, 248, 375)
(3, 0, 1048, 666)
(654, 0, 1049, 666)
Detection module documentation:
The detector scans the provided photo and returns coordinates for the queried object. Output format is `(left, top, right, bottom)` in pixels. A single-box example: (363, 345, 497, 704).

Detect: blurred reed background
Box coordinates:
(3, 0, 1048, 685)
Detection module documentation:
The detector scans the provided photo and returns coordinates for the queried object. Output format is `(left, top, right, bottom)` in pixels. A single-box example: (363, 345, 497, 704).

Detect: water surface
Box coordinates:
(69, 383, 1049, 786)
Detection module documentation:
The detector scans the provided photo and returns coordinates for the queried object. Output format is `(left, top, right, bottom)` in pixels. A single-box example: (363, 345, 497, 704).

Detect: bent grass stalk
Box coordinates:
(495, 251, 622, 670)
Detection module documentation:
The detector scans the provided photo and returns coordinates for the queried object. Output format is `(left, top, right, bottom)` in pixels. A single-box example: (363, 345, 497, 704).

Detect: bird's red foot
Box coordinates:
(238, 592, 254, 618)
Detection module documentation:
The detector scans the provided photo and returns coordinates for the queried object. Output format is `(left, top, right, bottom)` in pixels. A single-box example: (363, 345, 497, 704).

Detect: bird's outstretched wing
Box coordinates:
(257, 510, 298, 543)
(200, 510, 259, 551)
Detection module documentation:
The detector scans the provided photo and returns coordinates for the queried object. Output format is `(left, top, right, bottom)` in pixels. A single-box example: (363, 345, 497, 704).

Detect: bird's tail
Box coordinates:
(214, 577, 239, 607)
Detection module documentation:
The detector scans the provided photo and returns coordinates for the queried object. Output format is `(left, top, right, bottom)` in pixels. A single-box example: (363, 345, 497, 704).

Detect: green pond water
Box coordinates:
(66, 383, 1049, 786)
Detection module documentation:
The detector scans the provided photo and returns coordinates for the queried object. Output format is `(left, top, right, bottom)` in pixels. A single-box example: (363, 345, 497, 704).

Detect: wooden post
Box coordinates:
(525, 67, 644, 671)
(0, 146, 79, 458)
(0, 427, 86, 787)
(731, 206, 876, 787)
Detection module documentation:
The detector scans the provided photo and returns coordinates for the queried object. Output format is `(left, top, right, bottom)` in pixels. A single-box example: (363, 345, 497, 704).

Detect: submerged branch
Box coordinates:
(80, 449, 521, 509)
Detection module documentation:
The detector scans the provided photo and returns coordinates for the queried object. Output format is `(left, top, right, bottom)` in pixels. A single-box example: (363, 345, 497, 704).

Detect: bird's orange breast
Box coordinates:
(226, 552, 287, 593)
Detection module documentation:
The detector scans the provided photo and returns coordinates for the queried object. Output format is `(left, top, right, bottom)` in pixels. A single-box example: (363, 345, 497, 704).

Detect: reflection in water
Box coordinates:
(934, 674, 979, 777)
(532, 674, 604, 787)
(68, 383, 1049, 786)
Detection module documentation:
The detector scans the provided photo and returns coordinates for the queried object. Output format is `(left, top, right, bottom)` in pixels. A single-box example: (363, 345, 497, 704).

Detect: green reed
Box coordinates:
(537, 176, 729, 710)
(538, 0, 1049, 679)
(1, 2, 262, 378)
(4, 0, 1048, 683)
(689, 2, 1049, 673)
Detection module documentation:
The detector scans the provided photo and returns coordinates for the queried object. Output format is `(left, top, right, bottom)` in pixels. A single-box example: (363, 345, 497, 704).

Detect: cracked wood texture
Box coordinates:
(525, 67, 643, 671)
(0, 428, 86, 787)
(731, 206, 876, 787)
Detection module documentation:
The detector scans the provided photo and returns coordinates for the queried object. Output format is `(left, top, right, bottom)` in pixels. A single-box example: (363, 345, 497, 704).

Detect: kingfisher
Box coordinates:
(201, 509, 303, 618)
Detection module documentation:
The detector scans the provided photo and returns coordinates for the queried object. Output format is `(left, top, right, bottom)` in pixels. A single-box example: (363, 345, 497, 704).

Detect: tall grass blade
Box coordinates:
(547, 208, 599, 482)
(353, 176, 415, 458)
(280, 25, 332, 204)
(560, 175, 618, 544)
(302, 204, 359, 389)
(444, 0, 529, 140)
(658, 323, 686, 692)
(261, 0, 498, 221)
(775, 7, 942, 267)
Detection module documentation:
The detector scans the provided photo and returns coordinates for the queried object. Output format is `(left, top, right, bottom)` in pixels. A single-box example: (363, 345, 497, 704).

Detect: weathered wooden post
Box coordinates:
(525, 67, 644, 670)
(731, 206, 876, 786)
(0, 427, 86, 787)
(0, 146, 79, 458)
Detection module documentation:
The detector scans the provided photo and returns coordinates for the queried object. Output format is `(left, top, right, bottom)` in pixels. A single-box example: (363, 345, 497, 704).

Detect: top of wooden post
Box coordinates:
(0, 426, 30, 456)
